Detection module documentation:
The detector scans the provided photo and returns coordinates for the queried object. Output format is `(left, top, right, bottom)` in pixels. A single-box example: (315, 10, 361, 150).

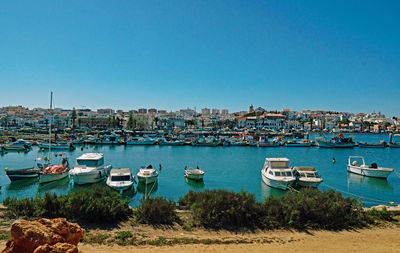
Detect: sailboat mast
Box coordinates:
(49, 91, 53, 162)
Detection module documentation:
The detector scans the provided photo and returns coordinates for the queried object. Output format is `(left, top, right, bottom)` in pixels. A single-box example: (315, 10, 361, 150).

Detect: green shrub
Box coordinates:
(366, 207, 394, 222)
(263, 188, 368, 230)
(134, 197, 179, 225)
(2, 186, 132, 223)
(181, 189, 264, 229)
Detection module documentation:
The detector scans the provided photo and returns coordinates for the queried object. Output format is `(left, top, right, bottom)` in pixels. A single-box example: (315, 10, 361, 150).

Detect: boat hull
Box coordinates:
(296, 178, 323, 188)
(347, 165, 393, 179)
(126, 141, 155, 145)
(261, 171, 294, 190)
(358, 143, 386, 148)
(317, 141, 354, 148)
(137, 176, 158, 184)
(185, 172, 204, 181)
(70, 166, 112, 185)
(285, 142, 311, 147)
(106, 180, 134, 192)
(39, 170, 69, 184)
(6, 168, 40, 181)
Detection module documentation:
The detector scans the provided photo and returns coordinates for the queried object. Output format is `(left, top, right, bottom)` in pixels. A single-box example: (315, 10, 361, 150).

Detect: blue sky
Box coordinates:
(0, 1, 399, 116)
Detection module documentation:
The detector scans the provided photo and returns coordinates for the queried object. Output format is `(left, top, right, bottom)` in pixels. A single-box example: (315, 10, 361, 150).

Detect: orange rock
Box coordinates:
(33, 243, 78, 253)
(2, 218, 85, 253)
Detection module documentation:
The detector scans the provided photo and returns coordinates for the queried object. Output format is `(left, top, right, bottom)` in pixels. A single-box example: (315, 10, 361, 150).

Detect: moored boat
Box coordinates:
(126, 137, 156, 145)
(69, 153, 112, 184)
(261, 157, 296, 190)
(184, 166, 205, 181)
(347, 156, 394, 179)
(39, 154, 70, 184)
(316, 134, 355, 148)
(285, 140, 312, 147)
(358, 141, 386, 148)
(137, 165, 158, 184)
(293, 167, 323, 187)
(106, 168, 135, 192)
(5, 167, 41, 181)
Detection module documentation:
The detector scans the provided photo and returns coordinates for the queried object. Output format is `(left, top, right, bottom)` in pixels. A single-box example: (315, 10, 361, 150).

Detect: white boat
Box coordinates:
(347, 156, 394, 179)
(293, 167, 323, 187)
(3, 139, 31, 151)
(69, 153, 112, 184)
(106, 168, 135, 192)
(316, 134, 355, 148)
(261, 157, 296, 190)
(137, 166, 158, 184)
(38, 142, 75, 150)
(184, 167, 205, 181)
(39, 159, 70, 184)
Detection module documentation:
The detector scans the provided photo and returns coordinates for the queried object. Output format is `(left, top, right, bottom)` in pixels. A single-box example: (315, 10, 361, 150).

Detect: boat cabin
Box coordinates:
(76, 153, 104, 167)
(109, 168, 132, 182)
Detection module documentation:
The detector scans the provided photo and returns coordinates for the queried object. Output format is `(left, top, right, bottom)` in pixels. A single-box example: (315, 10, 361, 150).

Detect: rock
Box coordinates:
(33, 243, 78, 253)
(2, 218, 85, 253)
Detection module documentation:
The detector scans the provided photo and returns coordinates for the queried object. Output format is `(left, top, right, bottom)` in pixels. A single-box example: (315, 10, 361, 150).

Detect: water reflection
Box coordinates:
(185, 178, 205, 189)
(136, 181, 158, 196)
(38, 176, 71, 193)
(260, 181, 286, 201)
(347, 172, 393, 192)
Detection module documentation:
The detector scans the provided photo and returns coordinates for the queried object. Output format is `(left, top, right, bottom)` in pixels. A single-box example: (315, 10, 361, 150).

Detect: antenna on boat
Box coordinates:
(48, 91, 53, 163)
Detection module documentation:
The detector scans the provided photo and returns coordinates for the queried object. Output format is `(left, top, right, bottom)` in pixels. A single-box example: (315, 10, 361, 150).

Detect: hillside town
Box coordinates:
(0, 104, 399, 133)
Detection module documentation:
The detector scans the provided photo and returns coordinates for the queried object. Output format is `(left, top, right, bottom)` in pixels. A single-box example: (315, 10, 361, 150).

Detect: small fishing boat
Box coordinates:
(347, 156, 394, 179)
(316, 133, 355, 148)
(191, 137, 219, 147)
(358, 141, 386, 148)
(293, 167, 323, 187)
(106, 168, 135, 192)
(137, 165, 158, 184)
(184, 166, 205, 181)
(261, 157, 296, 190)
(5, 167, 41, 181)
(39, 154, 70, 184)
(388, 142, 400, 148)
(256, 137, 280, 147)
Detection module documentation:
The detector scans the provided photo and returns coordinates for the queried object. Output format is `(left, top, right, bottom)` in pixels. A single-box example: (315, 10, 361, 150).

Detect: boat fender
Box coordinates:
(4, 168, 8, 172)
(332, 158, 336, 163)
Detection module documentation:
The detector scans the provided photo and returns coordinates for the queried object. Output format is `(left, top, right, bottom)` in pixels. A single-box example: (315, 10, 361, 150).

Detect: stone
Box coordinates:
(2, 218, 85, 253)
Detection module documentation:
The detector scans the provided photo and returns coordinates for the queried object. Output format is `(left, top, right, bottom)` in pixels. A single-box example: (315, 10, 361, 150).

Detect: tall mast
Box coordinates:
(49, 91, 53, 162)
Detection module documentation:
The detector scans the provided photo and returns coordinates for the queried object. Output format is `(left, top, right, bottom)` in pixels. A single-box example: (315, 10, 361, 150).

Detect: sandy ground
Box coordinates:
(2, 225, 399, 253)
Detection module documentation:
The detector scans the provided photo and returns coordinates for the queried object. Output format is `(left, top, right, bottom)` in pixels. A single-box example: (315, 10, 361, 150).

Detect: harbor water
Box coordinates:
(0, 134, 399, 207)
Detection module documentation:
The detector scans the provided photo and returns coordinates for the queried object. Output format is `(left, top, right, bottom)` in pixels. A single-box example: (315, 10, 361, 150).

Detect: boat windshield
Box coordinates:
(77, 158, 103, 167)
(111, 175, 131, 181)
(306, 172, 315, 178)
(270, 161, 289, 168)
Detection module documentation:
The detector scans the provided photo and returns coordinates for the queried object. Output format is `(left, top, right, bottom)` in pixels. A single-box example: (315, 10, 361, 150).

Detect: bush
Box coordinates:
(2, 186, 132, 223)
(180, 189, 264, 230)
(263, 188, 368, 230)
(134, 197, 179, 225)
(367, 207, 394, 222)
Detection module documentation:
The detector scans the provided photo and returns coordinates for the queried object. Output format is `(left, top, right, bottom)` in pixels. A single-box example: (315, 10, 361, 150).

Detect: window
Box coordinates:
(275, 171, 281, 176)
(270, 161, 289, 168)
(269, 170, 273, 175)
(77, 160, 98, 167)
(285, 171, 292, 177)
(111, 175, 131, 181)
(306, 173, 315, 178)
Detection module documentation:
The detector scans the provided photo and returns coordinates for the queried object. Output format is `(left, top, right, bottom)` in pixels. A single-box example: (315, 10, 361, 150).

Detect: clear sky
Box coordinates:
(0, 1, 399, 116)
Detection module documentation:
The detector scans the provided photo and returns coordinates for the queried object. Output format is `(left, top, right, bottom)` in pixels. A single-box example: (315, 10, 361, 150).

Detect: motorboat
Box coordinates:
(184, 166, 205, 181)
(316, 133, 355, 148)
(347, 156, 394, 179)
(137, 165, 158, 184)
(388, 134, 400, 148)
(358, 141, 386, 148)
(69, 153, 112, 184)
(3, 139, 31, 151)
(261, 157, 296, 190)
(39, 153, 70, 184)
(293, 167, 323, 187)
(126, 137, 156, 145)
(106, 168, 135, 192)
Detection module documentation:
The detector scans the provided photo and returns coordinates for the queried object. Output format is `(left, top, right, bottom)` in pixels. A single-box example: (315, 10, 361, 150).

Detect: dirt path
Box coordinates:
(2, 225, 399, 253)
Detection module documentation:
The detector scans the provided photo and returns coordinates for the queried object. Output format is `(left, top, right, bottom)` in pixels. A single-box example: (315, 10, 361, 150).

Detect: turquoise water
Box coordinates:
(0, 134, 399, 207)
